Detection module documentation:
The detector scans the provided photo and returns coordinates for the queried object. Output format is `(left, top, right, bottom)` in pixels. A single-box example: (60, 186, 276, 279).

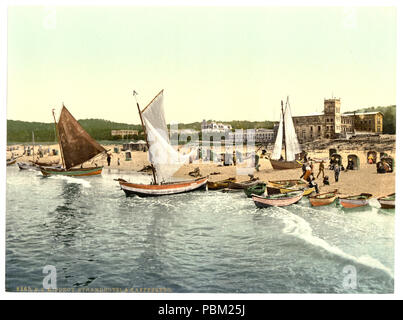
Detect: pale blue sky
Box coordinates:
(7, 6, 396, 124)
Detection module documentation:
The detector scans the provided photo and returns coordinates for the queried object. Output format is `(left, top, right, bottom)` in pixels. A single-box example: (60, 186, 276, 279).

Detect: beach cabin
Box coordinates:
(367, 151, 377, 164)
(347, 154, 360, 170)
(329, 148, 337, 158)
(380, 152, 388, 158)
(132, 140, 148, 152)
(125, 151, 132, 161)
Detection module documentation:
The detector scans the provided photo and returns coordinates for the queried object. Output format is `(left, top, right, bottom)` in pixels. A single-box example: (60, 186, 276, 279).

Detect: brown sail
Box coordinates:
(57, 106, 106, 169)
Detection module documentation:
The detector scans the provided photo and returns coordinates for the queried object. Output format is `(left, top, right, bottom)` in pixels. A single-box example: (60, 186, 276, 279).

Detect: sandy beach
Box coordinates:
(7, 142, 395, 198)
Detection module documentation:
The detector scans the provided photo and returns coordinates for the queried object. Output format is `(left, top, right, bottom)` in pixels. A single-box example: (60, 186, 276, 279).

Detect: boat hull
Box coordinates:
(40, 166, 103, 176)
(244, 183, 267, 198)
(252, 192, 303, 208)
(18, 162, 40, 170)
(7, 159, 17, 166)
(119, 177, 208, 197)
(207, 179, 235, 190)
(378, 199, 395, 209)
(339, 199, 370, 208)
(270, 159, 302, 170)
(280, 186, 315, 196)
(228, 180, 260, 190)
(309, 195, 337, 207)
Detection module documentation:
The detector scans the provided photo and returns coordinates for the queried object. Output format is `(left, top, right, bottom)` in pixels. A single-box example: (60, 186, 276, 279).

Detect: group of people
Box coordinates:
(300, 157, 342, 194)
(376, 159, 392, 173)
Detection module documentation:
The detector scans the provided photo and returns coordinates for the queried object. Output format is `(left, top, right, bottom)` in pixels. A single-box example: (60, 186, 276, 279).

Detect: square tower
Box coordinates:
(323, 98, 341, 138)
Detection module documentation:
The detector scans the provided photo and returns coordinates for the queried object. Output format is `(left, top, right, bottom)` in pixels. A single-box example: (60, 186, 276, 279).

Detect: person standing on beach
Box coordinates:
(317, 160, 325, 179)
(334, 163, 340, 182)
(107, 153, 111, 167)
(117, 158, 120, 166)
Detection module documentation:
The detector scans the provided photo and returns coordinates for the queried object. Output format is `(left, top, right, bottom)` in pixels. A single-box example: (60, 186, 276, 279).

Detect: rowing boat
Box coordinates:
(244, 183, 267, 198)
(377, 193, 395, 209)
(252, 191, 304, 208)
(267, 179, 307, 189)
(228, 179, 260, 190)
(207, 178, 236, 190)
(309, 189, 338, 207)
(339, 193, 372, 208)
(7, 159, 17, 166)
(280, 186, 315, 196)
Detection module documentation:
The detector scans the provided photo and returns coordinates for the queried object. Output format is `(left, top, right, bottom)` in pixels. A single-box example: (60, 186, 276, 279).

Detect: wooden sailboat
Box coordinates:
(270, 97, 303, 170)
(40, 106, 106, 176)
(118, 90, 208, 197)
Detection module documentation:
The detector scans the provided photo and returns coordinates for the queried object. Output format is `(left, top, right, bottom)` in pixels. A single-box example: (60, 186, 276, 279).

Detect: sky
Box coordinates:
(7, 6, 396, 125)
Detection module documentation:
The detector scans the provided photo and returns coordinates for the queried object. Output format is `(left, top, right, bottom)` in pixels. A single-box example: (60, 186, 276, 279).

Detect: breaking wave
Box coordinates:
(269, 207, 394, 279)
(48, 175, 91, 188)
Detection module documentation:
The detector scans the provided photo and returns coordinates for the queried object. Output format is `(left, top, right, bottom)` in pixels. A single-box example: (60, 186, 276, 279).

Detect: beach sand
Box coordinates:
(7, 143, 395, 198)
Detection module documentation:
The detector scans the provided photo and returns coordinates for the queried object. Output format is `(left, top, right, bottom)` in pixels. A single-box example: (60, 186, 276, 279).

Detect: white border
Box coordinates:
(0, 0, 401, 300)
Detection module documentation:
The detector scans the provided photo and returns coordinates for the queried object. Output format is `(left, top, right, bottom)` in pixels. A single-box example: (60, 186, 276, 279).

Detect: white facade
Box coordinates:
(201, 120, 232, 133)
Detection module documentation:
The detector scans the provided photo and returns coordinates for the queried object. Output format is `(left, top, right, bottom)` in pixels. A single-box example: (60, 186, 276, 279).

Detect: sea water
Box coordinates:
(6, 166, 394, 293)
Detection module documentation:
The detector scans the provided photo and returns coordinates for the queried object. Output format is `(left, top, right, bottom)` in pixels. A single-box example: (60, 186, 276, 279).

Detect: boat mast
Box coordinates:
(133, 90, 157, 185)
(281, 100, 287, 161)
(52, 108, 66, 169)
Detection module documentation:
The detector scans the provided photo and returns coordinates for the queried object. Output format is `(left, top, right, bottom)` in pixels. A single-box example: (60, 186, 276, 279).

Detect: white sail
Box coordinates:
(284, 99, 302, 161)
(271, 110, 283, 160)
(142, 91, 195, 184)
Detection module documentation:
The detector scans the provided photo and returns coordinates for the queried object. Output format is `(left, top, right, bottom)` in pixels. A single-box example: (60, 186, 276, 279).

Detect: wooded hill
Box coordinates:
(7, 105, 395, 142)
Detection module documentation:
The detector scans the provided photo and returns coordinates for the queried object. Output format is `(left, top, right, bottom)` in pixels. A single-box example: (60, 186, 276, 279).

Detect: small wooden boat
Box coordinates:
(339, 193, 372, 208)
(18, 162, 39, 170)
(267, 179, 307, 189)
(244, 183, 267, 198)
(228, 178, 260, 190)
(7, 159, 17, 166)
(252, 191, 304, 208)
(119, 176, 208, 197)
(280, 186, 315, 196)
(207, 177, 236, 190)
(309, 189, 338, 207)
(31, 159, 60, 166)
(377, 193, 395, 209)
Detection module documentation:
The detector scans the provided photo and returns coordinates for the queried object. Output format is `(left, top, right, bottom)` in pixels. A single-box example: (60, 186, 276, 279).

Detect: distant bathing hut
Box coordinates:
(123, 140, 147, 152)
(380, 152, 388, 159)
(125, 151, 132, 161)
(347, 154, 360, 170)
(379, 156, 394, 173)
(367, 151, 377, 164)
(329, 148, 337, 158)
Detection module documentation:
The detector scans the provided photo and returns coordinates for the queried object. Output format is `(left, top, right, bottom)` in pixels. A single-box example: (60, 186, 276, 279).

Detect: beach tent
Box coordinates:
(381, 157, 394, 172)
(367, 151, 377, 164)
(329, 148, 337, 158)
(347, 154, 360, 170)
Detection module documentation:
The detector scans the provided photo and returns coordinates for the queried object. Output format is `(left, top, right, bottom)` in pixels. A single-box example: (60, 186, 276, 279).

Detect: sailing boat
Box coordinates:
(270, 97, 303, 170)
(118, 90, 208, 197)
(40, 105, 106, 176)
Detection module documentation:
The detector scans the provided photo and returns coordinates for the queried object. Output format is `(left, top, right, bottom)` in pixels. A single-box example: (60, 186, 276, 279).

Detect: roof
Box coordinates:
(343, 111, 383, 116)
(135, 140, 147, 144)
(293, 113, 324, 117)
